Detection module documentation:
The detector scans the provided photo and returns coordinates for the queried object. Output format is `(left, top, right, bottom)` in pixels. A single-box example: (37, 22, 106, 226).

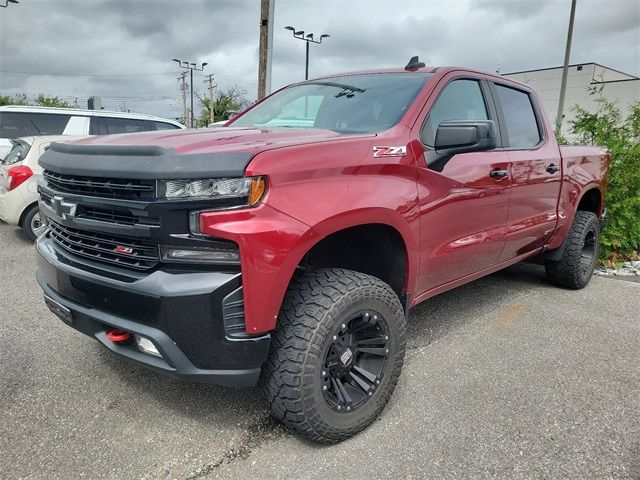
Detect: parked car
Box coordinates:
(0, 135, 88, 240)
(35, 60, 610, 443)
(0, 106, 184, 159)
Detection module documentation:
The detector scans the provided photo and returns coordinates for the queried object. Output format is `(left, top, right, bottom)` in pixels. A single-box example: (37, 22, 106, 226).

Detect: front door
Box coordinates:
(414, 77, 511, 295)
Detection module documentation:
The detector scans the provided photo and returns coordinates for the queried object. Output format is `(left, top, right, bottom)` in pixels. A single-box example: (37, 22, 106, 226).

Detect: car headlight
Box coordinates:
(159, 176, 267, 206)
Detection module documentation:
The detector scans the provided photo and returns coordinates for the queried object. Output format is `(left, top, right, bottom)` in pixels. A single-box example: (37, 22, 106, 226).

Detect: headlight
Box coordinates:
(159, 176, 267, 207)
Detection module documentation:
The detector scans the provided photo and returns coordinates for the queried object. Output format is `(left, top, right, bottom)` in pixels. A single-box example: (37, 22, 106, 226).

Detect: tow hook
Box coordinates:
(106, 328, 132, 343)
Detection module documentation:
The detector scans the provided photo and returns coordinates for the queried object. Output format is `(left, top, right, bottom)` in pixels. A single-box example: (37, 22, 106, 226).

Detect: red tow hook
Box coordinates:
(106, 328, 132, 343)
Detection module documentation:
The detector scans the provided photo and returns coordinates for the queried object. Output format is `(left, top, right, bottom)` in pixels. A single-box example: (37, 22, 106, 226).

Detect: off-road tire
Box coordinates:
(20, 204, 45, 242)
(545, 211, 600, 289)
(260, 268, 407, 443)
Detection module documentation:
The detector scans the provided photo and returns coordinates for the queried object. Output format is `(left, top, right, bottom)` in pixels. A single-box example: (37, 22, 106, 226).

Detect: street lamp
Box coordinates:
(284, 26, 330, 80)
(1, 0, 19, 7)
(172, 58, 208, 127)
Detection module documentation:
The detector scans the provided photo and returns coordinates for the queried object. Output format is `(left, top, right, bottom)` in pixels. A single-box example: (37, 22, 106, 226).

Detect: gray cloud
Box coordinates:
(1, 0, 638, 120)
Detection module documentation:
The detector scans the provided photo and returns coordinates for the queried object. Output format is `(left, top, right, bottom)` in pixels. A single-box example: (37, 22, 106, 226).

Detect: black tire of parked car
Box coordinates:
(20, 204, 45, 242)
(260, 268, 407, 443)
(545, 210, 600, 289)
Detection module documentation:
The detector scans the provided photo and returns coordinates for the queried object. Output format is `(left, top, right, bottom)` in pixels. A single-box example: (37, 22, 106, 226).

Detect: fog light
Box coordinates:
(160, 245, 240, 264)
(135, 335, 162, 358)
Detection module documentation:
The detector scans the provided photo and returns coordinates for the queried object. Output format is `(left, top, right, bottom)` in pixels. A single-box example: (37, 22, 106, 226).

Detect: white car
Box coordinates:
(0, 105, 184, 159)
(0, 135, 88, 240)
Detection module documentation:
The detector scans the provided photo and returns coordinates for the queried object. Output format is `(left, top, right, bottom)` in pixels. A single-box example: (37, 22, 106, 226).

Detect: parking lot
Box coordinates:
(1, 220, 638, 480)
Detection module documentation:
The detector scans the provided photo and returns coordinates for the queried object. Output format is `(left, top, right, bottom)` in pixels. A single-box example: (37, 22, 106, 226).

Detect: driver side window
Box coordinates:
(422, 79, 489, 146)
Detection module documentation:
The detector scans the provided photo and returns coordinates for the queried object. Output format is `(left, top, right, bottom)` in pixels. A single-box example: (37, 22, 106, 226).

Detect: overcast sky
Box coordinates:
(1, 0, 638, 120)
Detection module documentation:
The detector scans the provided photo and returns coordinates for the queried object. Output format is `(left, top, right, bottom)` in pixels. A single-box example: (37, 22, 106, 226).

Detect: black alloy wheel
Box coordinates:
(321, 310, 390, 413)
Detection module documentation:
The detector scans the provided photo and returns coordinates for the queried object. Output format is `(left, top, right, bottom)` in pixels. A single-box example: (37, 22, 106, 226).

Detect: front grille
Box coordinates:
(43, 170, 155, 200)
(48, 221, 159, 270)
(79, 206, 160, 226)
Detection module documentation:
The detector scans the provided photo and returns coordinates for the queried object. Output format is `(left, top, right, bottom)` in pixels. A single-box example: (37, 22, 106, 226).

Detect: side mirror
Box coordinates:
(434, 120, 497, 154)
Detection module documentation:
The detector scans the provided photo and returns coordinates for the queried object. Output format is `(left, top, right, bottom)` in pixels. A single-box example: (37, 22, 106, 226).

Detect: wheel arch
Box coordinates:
(18, 200, 38, 227)
(576, 186, 603, 216)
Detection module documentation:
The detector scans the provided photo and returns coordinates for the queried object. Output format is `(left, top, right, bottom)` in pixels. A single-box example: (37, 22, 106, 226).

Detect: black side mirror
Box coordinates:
(434, 120, 497, 154)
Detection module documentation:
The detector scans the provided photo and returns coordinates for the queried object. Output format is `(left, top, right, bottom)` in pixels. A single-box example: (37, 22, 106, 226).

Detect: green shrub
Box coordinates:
(569, 94, 640, 262)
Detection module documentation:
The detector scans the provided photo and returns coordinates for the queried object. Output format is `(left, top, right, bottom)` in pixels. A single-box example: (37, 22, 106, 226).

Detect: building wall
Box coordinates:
(504, 63, 640, 140)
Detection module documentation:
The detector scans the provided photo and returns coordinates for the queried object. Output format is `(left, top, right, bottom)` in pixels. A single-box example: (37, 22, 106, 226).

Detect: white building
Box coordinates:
(503, 63, 640, 139)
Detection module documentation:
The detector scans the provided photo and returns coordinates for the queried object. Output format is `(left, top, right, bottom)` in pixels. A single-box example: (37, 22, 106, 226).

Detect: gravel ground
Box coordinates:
(1, 221, 639, 480)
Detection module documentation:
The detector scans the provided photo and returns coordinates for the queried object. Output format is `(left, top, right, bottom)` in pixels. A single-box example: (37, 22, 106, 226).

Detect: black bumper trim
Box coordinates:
(38, 278, 267, 386)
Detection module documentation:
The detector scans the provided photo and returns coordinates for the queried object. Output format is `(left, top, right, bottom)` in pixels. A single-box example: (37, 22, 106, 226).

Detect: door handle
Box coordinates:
(546, 163, 560, 174)
(489, 168, 509, 179)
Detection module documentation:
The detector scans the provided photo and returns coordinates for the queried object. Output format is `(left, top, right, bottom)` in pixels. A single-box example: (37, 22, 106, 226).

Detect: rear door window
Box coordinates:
(493, 84, 542, 148)
(154, 121, 181, 130)
(0, 112, 71, 138)
(90, 117, 149, 135)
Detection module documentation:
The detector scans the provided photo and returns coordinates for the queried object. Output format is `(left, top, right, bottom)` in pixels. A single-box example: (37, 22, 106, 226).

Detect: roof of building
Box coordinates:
(503, 62, 639, 81)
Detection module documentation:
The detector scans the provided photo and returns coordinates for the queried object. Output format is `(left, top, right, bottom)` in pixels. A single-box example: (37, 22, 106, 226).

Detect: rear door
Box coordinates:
(490, 82, 562, 259)
(414, 75, 512, 293)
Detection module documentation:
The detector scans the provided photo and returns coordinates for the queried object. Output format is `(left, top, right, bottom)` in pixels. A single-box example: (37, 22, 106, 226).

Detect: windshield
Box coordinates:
(230, 73, 431, 133)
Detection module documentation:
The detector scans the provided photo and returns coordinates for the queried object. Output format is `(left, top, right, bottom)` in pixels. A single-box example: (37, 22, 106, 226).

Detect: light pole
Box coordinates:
(0, 0, 19, 7)
(172, 58, 208, 127)
(555, 0, 577, 135)
(284, 26, 330, 80)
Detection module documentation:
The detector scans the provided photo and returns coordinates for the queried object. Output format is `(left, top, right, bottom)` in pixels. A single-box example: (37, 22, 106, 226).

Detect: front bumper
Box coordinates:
(36, 234, 271, 386)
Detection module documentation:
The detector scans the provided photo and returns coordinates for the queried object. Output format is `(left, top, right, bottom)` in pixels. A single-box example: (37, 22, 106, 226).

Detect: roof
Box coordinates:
(302, 66, 533, 92)
(0, 105, 184, 126)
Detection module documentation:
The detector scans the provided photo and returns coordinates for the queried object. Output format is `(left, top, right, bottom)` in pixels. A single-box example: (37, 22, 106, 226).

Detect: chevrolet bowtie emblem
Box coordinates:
(52, 196, 77, 219)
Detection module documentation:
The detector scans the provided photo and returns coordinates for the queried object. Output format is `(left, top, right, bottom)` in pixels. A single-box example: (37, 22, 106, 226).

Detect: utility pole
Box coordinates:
(178, 71, 188, 125)
(204, 74, 216, 124)
(556, 0, 577, 135)
(258, 0, 274, 100)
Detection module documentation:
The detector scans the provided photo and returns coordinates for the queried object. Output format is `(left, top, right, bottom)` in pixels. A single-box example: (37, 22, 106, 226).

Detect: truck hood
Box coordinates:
(40, 127, 373, 179)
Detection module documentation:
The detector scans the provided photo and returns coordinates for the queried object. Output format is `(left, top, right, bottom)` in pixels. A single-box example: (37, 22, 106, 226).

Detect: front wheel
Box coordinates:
(545, 211, 600, 289)
(20, 204, 47, 242)
(260, 268, 407, 443)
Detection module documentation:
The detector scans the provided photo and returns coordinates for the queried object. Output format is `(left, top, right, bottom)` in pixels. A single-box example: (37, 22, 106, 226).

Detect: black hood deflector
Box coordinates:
(39, 142, 255, 179)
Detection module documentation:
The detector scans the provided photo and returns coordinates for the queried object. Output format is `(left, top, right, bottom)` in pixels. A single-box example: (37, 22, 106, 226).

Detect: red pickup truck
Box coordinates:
(36, 59, 610, 443)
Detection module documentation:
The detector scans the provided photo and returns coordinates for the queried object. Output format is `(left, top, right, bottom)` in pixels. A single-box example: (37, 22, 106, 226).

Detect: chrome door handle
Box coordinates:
(490, 169, 509, 179)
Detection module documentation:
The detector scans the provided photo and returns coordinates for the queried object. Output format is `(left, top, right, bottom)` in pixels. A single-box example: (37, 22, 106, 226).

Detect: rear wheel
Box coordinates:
(260, 268, 406, 443)
(545, 211, 600, 289)
(20, 204, 46, 242)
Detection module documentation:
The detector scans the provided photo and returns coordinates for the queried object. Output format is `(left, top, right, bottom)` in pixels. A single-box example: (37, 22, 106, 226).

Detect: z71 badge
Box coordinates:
(372, 145, 407, 158)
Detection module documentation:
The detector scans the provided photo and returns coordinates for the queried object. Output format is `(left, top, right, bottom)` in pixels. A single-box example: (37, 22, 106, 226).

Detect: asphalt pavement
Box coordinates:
(1, 221, 638, 480)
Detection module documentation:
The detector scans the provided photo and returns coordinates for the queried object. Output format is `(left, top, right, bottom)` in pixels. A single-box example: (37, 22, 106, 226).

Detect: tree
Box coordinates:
(0, 93, 28, 106)
(569, 88, 640, 262)
(34, 94, 73, 108)
(196, 86, 249, 126)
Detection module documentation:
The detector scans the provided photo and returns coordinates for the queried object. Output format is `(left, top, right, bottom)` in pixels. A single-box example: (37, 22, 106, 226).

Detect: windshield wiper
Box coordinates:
(30, 120, 42, 134)
(310, 81, 367, 99)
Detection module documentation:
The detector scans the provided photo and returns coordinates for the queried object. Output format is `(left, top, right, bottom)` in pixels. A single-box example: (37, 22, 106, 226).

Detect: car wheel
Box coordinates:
(260, 268, 407, 443)
(20, 204, 47, 242)
(545, 211, 600, 289)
